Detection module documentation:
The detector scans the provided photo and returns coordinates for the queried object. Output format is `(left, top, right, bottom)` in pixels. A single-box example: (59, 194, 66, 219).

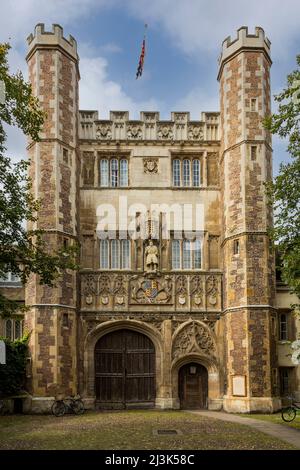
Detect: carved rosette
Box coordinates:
(172, 321, 216, 360)
(143, 158, 158, 174)
(188, 125, 204, 141)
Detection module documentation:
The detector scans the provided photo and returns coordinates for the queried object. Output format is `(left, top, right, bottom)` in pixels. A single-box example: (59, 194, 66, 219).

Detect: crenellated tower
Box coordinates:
(218, 27, 279, 412)
(25, 24, 80, 410)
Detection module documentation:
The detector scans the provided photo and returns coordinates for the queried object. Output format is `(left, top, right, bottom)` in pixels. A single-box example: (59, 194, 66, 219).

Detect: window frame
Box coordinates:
(99, 156, 129, 188)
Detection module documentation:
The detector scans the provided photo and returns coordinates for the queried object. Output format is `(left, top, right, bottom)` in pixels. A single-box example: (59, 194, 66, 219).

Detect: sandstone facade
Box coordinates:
(1, 24, 299, 413)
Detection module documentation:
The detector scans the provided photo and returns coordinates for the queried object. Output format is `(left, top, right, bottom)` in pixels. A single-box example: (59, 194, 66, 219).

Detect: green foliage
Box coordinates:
(264, 55, 300, 308)
(0, 43, 79, 318)
(0, 332, 29, 397)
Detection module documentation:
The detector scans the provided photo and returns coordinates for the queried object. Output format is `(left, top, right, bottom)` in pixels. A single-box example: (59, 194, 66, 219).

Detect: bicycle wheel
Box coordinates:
(281, 406, 296, 422)
(51, 400, 66, 417)
(72, 399, 85, 415)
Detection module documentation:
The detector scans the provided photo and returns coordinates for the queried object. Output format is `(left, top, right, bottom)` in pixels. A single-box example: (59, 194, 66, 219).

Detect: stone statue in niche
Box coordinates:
(145, 240, 159, 273)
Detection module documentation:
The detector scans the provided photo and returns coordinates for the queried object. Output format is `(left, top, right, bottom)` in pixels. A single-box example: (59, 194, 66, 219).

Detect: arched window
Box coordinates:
(172, 239, 181, 269)
(194, 239, 202, 269)
(15, 320, 21, 339)
(110, 159, 119, 187)
(183, 159, 190, 187)
(173, 159, 180, 187)
(5, 319, 12, 340)
(183, 239, 191, 268)
(111, 240, 120, 269)
(100, 159, 109, 187)
(121, 239, 130, 269)
(192, 159, 200, 187)
(120, 159, 128, 187)
(100, 240, 109, 269)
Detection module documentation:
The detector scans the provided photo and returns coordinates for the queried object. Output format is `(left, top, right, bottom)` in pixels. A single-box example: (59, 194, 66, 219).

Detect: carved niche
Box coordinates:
(130, 274, 173, 304)
(98, 274, 111, 306)
(82, 151, 95, 185)
(172, 321, 216, 360)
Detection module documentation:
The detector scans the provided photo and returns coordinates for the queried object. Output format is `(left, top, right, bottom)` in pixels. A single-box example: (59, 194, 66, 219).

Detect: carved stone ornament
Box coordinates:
(157, 125, 173, 140)
(206, 275, 219, 307)
(172, 321, 216, 360)
(188, 125, 204, 141)
(130, 274, 173, 304)
(101, 296, 109, 305)
(83, 274, 96, 296)
(143, 158, 158, 174)
(115, 296, 125, 305)
(85, 295, 93, 305)
(191, 275, 204, 307)
(96, 125, 112, 140)
(127, 125, 142, 139)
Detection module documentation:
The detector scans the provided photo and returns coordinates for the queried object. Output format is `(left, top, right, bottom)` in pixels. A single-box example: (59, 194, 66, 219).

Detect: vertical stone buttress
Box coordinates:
(218, 27, 279, 412)
(25, 24, 80, 410)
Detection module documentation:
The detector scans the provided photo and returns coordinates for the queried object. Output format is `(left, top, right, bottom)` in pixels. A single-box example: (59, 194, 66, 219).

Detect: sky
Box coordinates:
(1, 0, 299, 174)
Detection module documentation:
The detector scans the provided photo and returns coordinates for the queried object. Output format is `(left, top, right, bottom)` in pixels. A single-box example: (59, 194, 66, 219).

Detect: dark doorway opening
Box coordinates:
(179, 362, 208, 409)
(95, 329, 156, 409)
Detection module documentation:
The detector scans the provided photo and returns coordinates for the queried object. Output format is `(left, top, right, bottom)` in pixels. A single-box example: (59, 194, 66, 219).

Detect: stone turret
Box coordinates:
(218, 27, 279, 412)
(25, 24, 80, 411)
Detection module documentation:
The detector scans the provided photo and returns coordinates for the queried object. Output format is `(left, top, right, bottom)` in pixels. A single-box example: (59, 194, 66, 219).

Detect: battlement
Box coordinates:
(218, 26, 271, 77)
(79, 110, 220, 141)
(27, 23, 78, 61)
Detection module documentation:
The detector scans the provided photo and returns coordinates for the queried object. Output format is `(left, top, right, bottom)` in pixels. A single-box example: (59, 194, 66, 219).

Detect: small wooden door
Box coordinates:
(95, 329, 155, 408)
(179, 363, 208, 409)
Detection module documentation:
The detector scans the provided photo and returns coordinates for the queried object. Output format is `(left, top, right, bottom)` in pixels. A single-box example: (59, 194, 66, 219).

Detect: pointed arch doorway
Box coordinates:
(94, 329, 156, 409)
(179, 362, 208, 409)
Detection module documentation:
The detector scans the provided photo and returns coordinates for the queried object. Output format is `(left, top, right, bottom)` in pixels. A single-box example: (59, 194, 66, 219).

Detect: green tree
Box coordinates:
(264, 55, 300, 309)
(0, 43, 78, 318)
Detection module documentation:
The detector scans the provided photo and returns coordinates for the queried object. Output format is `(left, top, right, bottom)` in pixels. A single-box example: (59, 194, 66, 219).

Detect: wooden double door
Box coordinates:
(95, 329, 155, 408)
(179, 363, 208, 409)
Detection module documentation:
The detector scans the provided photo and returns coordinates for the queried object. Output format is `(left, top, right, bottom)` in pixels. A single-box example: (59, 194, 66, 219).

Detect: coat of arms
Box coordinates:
(143, 158, 158, 174)
(144, 279, 158, 299)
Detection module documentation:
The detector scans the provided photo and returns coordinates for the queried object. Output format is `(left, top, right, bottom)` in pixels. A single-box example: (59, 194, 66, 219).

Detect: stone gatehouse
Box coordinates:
(1, 24, 299, 413)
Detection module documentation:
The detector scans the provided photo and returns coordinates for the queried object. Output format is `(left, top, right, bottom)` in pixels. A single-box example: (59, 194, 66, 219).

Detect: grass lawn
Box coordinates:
(0, 410, 297, 450)
(236, 412, 300, 430)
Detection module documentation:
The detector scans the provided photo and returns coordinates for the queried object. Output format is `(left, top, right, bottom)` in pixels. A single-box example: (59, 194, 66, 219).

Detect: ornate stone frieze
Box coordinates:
(172, 321, 216, 360)
(80, 272, 222, 312)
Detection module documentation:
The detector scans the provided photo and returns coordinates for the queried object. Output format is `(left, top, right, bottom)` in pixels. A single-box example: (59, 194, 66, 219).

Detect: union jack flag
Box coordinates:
(136, 26, 147, 79)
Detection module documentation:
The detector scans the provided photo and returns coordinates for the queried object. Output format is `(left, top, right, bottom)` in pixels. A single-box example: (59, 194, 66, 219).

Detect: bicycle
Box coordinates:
(281, 396, 300, 422)
(51, 395, 85, 417)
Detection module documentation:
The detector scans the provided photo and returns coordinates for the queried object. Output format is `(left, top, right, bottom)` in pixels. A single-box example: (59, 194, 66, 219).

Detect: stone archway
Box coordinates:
(83, 320, 164, 408)
(95, 329, 155, 408)
(171, 320, 222, 410)
(178, 362, 208, 409)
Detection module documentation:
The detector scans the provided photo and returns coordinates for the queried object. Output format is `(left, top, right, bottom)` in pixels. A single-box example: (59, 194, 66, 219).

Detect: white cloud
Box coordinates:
(125, 0, 300, 58)
(79, 54, 161, 119)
